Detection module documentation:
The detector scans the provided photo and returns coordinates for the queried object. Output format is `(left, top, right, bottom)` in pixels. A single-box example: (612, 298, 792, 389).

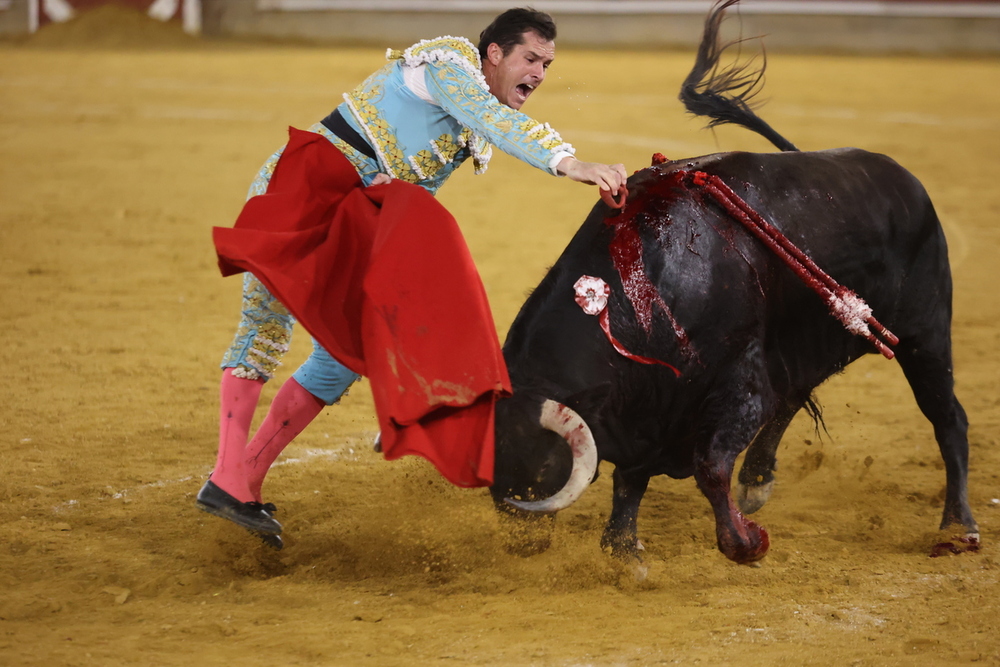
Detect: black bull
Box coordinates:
(489, 148, 978, 564)
(487, 4, 978, 565)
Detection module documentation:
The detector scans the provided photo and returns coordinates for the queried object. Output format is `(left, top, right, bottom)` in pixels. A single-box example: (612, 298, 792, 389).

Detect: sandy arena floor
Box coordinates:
(2, 9, 999, 666)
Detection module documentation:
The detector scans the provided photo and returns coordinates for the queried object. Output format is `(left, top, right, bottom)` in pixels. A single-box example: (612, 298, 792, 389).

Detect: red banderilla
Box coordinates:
(689, 170, 899, 359)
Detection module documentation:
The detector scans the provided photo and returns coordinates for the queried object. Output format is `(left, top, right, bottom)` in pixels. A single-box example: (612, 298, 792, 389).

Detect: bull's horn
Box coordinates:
(505, 399, 598, 514)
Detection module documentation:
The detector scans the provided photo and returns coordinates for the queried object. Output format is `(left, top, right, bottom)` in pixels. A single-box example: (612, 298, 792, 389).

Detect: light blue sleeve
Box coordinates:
(421, 59, 575, 174)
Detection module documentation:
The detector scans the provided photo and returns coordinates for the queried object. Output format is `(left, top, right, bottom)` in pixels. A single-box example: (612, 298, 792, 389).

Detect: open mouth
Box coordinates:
(515, 83, 535, 101)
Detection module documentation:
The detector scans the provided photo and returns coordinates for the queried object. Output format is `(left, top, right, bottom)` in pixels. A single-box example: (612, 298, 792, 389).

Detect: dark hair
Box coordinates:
(478, 7, 557, 60)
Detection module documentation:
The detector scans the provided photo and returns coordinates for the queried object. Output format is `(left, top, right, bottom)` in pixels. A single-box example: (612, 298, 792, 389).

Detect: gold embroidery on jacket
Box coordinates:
(344, 64, 419, 183)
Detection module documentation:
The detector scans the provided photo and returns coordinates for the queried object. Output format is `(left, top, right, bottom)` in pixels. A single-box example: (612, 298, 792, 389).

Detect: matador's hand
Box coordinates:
(369, 174, 392, 186)
(556, 157, 628, 195)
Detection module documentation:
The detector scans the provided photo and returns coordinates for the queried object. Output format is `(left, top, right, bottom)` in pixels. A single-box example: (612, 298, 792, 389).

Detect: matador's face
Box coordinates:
(483, 30, 555, 111)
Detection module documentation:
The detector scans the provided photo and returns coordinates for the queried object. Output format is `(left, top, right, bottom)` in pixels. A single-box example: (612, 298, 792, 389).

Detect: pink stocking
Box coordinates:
(244, 378, 325, 502)
(212, 369, 265, 503)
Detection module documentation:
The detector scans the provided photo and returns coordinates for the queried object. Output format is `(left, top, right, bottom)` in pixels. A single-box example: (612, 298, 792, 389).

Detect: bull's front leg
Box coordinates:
(695, 445, 770, 565)
(697, 347, 773, 564)
(600, 467, 649, 560)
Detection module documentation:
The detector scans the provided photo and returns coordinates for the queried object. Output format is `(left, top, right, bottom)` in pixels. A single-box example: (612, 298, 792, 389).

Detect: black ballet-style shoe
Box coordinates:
(196, 480, 282, 535)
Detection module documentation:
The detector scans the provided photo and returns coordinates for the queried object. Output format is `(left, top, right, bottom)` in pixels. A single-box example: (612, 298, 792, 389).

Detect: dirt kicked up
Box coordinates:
(2, 8, 999, 667)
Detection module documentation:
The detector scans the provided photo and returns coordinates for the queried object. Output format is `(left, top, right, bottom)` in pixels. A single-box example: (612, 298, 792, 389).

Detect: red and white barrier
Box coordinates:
(29, 0, 201, 33)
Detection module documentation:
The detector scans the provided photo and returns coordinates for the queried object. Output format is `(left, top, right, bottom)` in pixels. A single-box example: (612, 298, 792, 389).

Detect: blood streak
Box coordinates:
(604, 170, 691, 351)
(606, 212, 667, 333)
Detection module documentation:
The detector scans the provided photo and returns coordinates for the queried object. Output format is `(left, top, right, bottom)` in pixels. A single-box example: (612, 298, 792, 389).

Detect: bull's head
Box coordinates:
(490, 392, 598, 555)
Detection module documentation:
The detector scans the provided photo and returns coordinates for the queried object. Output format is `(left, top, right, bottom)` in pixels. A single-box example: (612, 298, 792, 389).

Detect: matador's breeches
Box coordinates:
(220, 273, 294, 381)
(219, 141, 361, 405)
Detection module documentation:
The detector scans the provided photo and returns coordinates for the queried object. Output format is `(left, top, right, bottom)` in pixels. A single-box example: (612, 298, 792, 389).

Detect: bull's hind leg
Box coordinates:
(895, 343, 979, 540)
(736, 398, 804, 514)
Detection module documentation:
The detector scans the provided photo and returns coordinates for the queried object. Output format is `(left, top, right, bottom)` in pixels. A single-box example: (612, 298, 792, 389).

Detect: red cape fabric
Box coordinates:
(213, 127, 511, 487)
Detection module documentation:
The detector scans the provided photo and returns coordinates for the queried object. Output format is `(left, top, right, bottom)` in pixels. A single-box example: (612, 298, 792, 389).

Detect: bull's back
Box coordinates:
(680, 148, 936, 255)
(504, 146, 946, 410)
(666, 148, 946, 384)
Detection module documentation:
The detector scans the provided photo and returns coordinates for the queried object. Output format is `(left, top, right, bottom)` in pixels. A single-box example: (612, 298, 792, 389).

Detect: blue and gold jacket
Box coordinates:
(319, 36, 576, 195)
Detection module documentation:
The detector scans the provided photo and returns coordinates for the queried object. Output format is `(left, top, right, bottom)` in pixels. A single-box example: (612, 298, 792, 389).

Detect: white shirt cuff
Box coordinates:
(549, 151, 575, 175)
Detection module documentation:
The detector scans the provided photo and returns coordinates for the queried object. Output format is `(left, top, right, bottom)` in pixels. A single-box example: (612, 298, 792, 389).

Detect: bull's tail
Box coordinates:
(680, 0, 798, 152)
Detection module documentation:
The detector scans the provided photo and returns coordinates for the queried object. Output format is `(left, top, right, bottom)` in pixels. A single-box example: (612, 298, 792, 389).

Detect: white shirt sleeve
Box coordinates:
(402, 63, 436, 104)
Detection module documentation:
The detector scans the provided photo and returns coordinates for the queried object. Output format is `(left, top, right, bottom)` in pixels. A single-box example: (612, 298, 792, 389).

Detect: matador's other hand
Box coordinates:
(369, 174, 392, 186)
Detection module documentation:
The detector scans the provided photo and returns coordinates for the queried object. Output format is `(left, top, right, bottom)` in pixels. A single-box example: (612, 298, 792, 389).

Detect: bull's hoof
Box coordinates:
(601, 533, 645, 559)
(630, 559, 650, 582)
(718, 519, 770, 565)
(929, 532, 980, 558)
(735, 480, 774, 515)
(600, 536, 648, 581)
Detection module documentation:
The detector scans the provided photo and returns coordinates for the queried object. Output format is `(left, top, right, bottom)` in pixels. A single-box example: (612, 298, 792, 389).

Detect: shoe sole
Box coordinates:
(196, 500, 282, 535)
(254, 531, 284, 550)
